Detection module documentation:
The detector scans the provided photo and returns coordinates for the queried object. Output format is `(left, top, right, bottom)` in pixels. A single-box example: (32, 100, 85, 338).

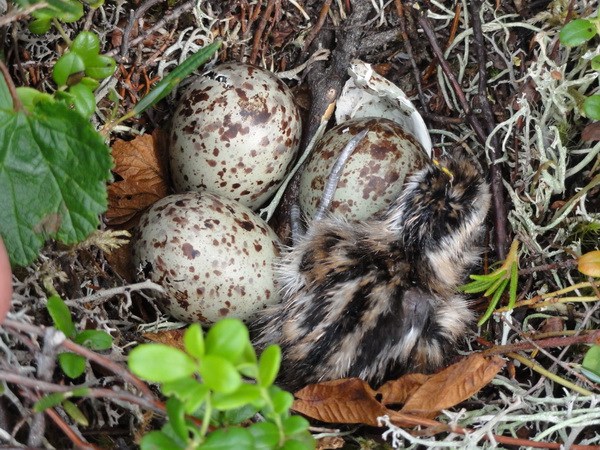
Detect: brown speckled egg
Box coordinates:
(169, 63, 302, 210)
(132, 191, 281, 325)
(299, 117, 429, 221)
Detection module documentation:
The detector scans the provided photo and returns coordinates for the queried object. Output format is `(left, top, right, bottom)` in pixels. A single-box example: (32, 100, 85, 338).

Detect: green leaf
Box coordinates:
(166, 397, 188, 443)
(559, 19, 597, 47)
(74, 329, 113, 350)
(84, 55, 116, 81)
(58, 352, 87, 378)
(0, 72, 12, 110)
(28, 17, 52, 34)
(199, 427, 254, 450)
(140, 431, 183, 450)
(268, 386, 293, 415)
(162, 378, 210, 414)
(198, 354, 242, 394)
(508, 261, 519, 309)
(53, 52, 85, 86)
(63, 400, 89, 426)
(132, 40, 221, 116)
(248, 422, 279, 449)
(184, 323, 205, 360)
(221, 404, 261, 426)
(129, 344, 197, 383)
(46, 0, 83, 21)
(0, 100, 112, 267)
(79, 77, 100, 91)
(70, 32, 100, 62)
(34, 392, 69, 412)
(592, 55, 600, 71)
(282, 416, 309, 436)
(282, 436, 316, 450)
(56, 84, 96, 119)
(205, 318, 248, 363)
(212, 384, 263, 410)
(47, 295, 76, 337)
(582, 345, 600, 378)
(584, 95, 600, 121)
(257, 345, 281, 387)
(16, 87, 54, 111)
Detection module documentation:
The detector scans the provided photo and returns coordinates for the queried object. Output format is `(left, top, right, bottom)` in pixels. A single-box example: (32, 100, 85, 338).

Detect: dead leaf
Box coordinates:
(582, 122, 600, 142)
(578, 250, 600, 277)
(292, 378, 388, 426)
(400, 354, 505, 416)
(316, 436, 345, 449)
(104, 239, 135, 282)
(377, 373, 432, 406)
(107, 131, 170, 229)
(143, 329, 185, 351)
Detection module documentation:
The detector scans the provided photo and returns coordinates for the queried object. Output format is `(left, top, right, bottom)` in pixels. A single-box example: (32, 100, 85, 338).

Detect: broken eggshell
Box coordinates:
(133, 191, 281, 325)
(169, 62, 302, 210)
(299, 117, 429, 221)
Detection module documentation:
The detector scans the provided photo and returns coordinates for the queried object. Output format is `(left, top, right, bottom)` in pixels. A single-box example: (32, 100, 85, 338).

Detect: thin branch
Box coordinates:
(0, 59, 24, 112)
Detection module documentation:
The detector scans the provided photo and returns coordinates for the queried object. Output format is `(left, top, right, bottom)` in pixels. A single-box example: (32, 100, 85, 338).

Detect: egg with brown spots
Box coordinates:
(132, 191, 281, 324)
(169, 63, 302, 210)
(299, 117, 429, 221)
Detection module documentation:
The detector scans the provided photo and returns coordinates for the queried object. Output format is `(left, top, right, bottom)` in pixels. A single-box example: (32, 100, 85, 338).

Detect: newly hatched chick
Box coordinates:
(254, 157, 491, 391)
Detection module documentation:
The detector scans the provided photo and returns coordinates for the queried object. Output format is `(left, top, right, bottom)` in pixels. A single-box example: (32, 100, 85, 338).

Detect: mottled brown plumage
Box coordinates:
(253, 158, 490, 391)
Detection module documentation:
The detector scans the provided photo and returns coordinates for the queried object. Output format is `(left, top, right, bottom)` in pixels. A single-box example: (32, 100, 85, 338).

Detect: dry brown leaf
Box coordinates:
(107, 131, 170, 229)
(400, 354, 505, 416)
(292, 378, 389, 426)
(582, 122, 600, 142)
(143, 329, 186, 351)
(316, 436, 345, 449)
(377, 373, 432, 406)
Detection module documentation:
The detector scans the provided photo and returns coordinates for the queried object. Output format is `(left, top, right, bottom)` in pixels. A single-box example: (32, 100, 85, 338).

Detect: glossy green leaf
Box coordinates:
(582, 345, 600, 378)
(0, 100, 112, 267)
(63, 400, 89, 426)
(79, 77, 100, 91)
(184, 323, 205, 359)
(45, 0, 83, 22)
(205, 319, 248, 363)
(85, 55, 116, 80)
(212, 384, 263, 410)
(584, 95, 600, 121)
(248, 422, 279, 449)
(140, 431, 183, 450)
(162, 378, 209, 414)
(56, 84, 96, 119)
(559, 19, 597, 47)
(166, 397, 188, 443)
(268, 386, 293, 415)
(221, 404, 260, 425)
(198, 354, 242, 394)
(47, 295, 76, 337)
(199, 427, 254, 450)
(70, 32, 100, 62)
(34, 392, 68, 412)
(132, 40, 221, 116)
(129, 344, 197, 383)
(282, 416, 309, 436)
(53, 52, 85, 86)
(28, 17, 52, 34)
(257, 345, 281, 387)
(74, 329, 113, 350)
(58, 352, 87, 378)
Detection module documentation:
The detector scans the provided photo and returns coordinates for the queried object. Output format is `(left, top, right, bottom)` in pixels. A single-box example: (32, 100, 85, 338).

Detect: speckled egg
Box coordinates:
(299, 117, 428, 221)
(133, 191, 281, 324)
(169, 63, 302, 210)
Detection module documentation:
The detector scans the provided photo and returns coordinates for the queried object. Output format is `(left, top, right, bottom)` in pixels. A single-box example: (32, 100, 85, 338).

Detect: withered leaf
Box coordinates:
(578, 250, 600, 278)
(292, 378, 389, 426)
(107, 131, 170, 229)
(400, 354, 505, 416)
(582, 122, 600, 142)
(377, 373, 432, 406)
(143, 329, 186, 352)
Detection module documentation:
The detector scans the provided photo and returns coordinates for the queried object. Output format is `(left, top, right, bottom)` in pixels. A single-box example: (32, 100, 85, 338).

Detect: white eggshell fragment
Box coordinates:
(299, 117, 428, 221)
(169, 63, 302, 210)
(133, 191, 281, 325)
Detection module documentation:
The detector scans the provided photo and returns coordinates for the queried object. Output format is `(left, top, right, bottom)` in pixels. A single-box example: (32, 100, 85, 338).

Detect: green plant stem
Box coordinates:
(52, 18, 72, 45)
(199, 395, 212, 439)
(260, 387, 285, 446)
(508, 352, 593, 396)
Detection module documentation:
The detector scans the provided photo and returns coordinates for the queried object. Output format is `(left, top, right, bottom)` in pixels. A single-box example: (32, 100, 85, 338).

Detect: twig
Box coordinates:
(302, 0, 333, 53)
(63, 280, 165, 308)
(2, 319, 157, 401)
(249, 0, 276, 65)
(0, 2, 48, 28)
(0, 59, 24, 112)
(44, 408, 99, 450)
(120, 0, 165, 59)
(469, 0, 509, 259)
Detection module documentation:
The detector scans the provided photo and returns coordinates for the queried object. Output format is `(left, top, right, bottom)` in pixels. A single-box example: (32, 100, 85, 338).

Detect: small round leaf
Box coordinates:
(211, 384, 263, 410)
(140, 431, 181, 450)
(205, 319, 249, 362)
(58, 352, 86, 378)
(74, 329, 113, 350)
(282, 415, 310, 436)
(247, 422, 279, 448)
(84, 55, 117, 80)
(128, 344, 196, 383)
(578, 250, 600, 277)
(198, 354, 242, 394)
(584, 95, 600, 121)
(53, 52, 85, 86)
(70, 32, 100, 62)
(257, 345, 281, 387)
(199, 427, 254, 449)
(184, 323, 205, 360)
